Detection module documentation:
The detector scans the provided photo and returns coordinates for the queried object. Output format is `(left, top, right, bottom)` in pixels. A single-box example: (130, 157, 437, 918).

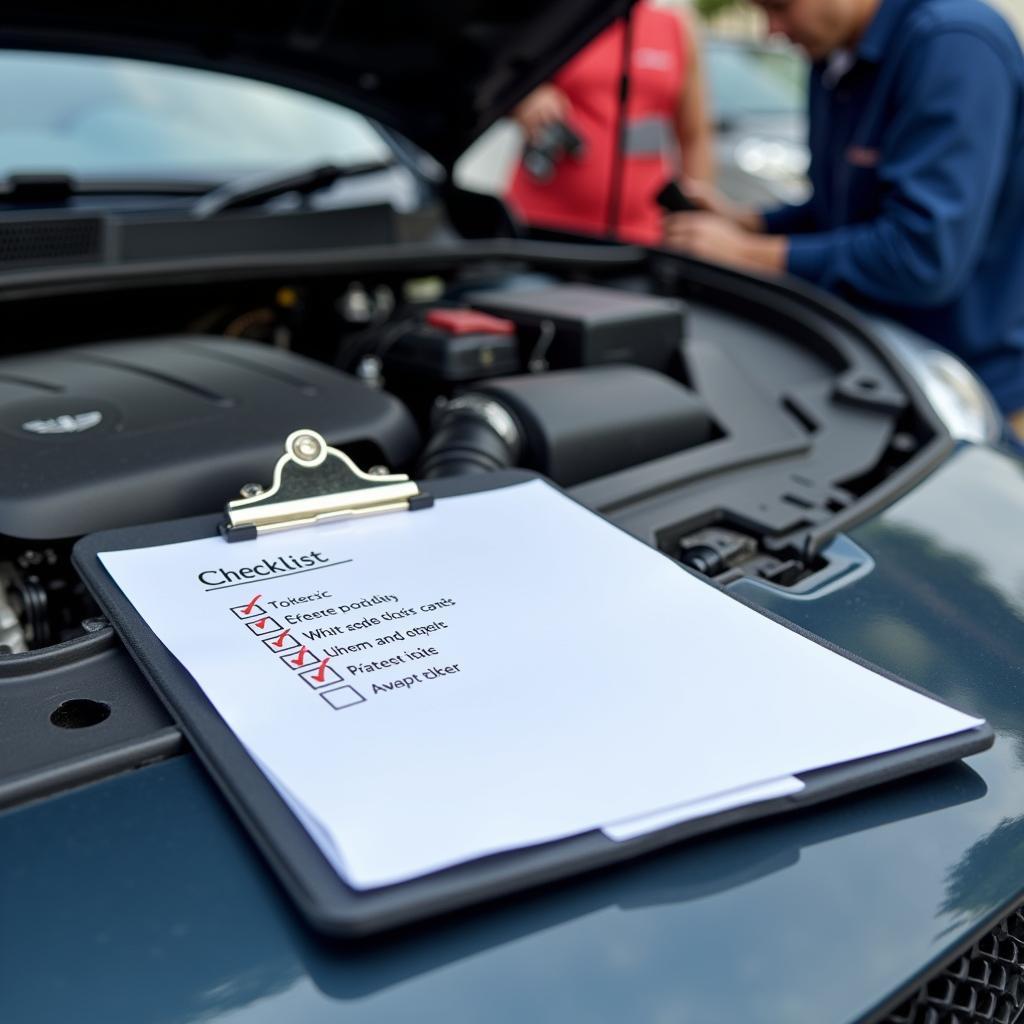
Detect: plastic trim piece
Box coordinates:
(0, 627, 182, 810)
(0, 727, 182, 811)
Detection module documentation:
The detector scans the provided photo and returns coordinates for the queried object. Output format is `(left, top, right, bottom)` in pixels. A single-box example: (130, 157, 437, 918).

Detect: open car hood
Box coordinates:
(0, 0, 635, 169)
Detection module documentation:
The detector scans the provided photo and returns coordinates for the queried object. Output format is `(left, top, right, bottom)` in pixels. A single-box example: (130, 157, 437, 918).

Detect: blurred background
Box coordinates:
(456, 0, 1024, 209)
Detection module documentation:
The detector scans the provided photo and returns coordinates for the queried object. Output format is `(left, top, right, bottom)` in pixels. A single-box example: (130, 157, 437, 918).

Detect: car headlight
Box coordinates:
(871, 320, 1002, 444)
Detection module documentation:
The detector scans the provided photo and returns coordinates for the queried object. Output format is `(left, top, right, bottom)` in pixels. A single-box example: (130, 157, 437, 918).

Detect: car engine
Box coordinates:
(0, 335, 422, 650)
(0, 269, 940, 653)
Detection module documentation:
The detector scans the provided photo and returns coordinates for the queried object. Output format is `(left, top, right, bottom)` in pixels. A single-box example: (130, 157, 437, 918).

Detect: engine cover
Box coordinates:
(0, 336, 419, 539)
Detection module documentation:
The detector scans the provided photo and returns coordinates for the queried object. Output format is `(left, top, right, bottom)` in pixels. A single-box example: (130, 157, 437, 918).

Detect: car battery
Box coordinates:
(382, 308, 521, 383)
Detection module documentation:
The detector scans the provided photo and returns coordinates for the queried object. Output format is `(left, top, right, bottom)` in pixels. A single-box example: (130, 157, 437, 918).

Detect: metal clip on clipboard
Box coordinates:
(221, 428, 434, 542)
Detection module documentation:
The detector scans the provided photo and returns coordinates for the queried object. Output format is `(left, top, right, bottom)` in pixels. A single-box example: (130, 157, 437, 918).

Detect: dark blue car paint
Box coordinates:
(3, 442, 1023, 1023)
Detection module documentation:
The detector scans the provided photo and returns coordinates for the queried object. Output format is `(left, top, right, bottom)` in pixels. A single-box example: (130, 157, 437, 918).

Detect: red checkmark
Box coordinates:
(242, 594, 262, 615)
(290, 646, 309, 667)
(254, 616, 269, 630)
(312, 656, 331, 683)
(271, 629, 291, 649)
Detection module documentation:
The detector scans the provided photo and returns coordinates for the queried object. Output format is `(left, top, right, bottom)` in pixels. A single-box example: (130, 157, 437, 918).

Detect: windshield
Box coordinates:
(706, 42, 806, 122)
(0, 50, 393, 182)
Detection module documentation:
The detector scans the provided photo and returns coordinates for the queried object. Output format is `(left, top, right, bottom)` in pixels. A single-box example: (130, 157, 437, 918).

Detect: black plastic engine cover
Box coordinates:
(468, 284, 686, 372)
(0, 336, 419, 539)
(478, 366, 714, 486)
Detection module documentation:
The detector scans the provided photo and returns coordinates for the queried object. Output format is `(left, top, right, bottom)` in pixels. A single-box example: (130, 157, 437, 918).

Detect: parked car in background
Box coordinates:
(704, 34, 810, 205)
(1, 4, 1022, 1024)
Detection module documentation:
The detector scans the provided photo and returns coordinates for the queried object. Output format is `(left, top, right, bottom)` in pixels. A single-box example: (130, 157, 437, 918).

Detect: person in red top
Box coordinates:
(505, 2, 714, 246)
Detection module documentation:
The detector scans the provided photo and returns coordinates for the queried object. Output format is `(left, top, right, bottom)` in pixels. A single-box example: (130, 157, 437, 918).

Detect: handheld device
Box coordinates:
(523, 121, 585, 182)
(655, 180, 698, 213)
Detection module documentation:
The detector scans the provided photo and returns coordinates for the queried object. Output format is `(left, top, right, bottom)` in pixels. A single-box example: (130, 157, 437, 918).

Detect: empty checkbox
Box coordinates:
(319, 685, 365, 710)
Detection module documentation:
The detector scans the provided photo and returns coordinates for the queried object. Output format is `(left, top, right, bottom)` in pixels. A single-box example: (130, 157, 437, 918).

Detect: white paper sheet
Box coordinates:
(99, 479, 982, 889)
(601, 776, 805, 842)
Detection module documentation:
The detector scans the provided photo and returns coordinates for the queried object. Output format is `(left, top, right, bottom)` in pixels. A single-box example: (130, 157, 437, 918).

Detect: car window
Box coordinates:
(0, 50, 393, 181)
(706, 43, 806, 122)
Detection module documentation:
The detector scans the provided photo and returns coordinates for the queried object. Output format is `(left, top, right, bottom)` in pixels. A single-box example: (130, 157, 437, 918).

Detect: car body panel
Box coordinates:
(4, 442, 1023, 1023)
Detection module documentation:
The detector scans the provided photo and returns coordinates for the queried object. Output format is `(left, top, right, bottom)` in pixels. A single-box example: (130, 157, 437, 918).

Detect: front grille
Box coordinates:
(0, 217, 104, 267)
(885, 908, 1024, 1024)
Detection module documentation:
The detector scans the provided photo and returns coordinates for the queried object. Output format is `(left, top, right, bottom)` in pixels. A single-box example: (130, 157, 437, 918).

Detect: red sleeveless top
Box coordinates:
(505, 4, 687, 246)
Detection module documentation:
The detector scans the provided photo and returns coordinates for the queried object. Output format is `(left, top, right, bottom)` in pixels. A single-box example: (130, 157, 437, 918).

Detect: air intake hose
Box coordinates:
(416, 394, 522, 479)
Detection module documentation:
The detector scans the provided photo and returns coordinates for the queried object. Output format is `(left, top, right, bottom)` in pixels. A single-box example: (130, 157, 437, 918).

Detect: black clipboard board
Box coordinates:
(72, 443, 994, 938)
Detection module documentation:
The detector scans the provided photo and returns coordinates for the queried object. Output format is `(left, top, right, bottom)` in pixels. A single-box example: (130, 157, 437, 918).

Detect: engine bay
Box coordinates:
(0, 245, 946, 653)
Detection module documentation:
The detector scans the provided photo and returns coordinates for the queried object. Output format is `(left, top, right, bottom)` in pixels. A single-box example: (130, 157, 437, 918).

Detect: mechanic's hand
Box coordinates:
(663, 211, 748, 260)
(678, 178, 764, 233)
(663, 211, 786, 274)
(513, 85, 572, 143)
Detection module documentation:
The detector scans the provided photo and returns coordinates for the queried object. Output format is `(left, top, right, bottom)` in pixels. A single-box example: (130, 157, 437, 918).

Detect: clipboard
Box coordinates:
(72, 430, 994, 937)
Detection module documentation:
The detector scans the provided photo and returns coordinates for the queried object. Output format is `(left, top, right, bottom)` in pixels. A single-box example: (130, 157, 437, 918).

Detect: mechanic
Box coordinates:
(505, 0, 714, 246)
(664, 0, 1024, 437)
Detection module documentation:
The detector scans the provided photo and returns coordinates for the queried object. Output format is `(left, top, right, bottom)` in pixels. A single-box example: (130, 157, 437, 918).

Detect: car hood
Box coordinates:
(5, 442, 1024, 1023)
(0, 0, 634, 169)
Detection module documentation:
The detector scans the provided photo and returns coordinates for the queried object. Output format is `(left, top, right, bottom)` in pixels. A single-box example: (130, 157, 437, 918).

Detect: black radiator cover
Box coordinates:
(0, 336, 419, 539)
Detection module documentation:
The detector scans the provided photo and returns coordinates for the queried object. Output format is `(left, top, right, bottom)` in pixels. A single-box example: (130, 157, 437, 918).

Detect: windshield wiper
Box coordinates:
(190, 160, 393, 219)
(0, 173, 215, 203)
